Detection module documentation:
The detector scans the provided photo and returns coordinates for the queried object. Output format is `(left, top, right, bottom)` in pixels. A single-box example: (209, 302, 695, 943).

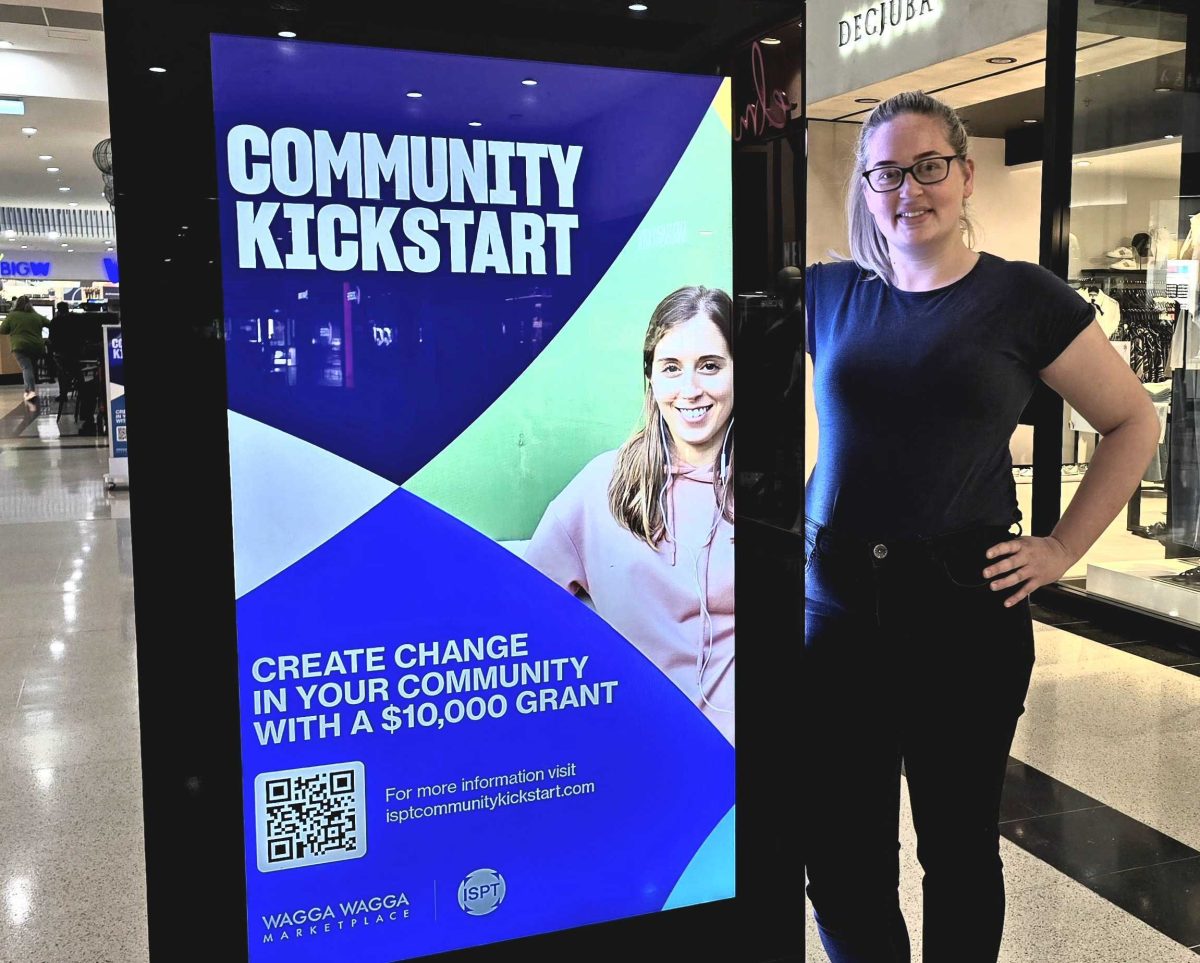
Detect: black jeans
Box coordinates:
(803, 519, 1035, 963)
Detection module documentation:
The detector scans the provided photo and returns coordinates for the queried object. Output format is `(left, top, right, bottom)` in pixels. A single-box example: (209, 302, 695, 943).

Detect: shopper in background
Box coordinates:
(803, 90, 1161, 962)
(0, 295, 46, 403)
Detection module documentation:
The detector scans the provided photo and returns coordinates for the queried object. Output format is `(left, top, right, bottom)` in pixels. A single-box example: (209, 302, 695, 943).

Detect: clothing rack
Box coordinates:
(1108, 284, 1176, 383)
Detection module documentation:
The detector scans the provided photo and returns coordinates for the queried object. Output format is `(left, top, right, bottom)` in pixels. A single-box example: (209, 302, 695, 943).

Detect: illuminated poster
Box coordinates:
(103, 324, 127, 463)
(211, 34, 733, 961)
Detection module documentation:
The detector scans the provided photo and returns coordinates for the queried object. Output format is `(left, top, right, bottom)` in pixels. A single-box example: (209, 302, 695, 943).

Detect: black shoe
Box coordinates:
(77, 422, 98, 436)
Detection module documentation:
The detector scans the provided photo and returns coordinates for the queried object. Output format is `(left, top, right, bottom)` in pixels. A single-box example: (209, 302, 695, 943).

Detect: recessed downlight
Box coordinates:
(20, 126, 36, 134)
(68, 202, 78, 207)
(66, 248, 73, 252)
(406, 91, 423, 98)
(628, 3, 648, 10)
(38, 154, 51, 160)
(1075, 160, 1091, 167)
(987, 56, 1017, 65)
(521, 78, 538, 86)
(761, 37, 782, 45)
(1166, 133, 1177, 139)
(60, 243, 68, 247)
(106, 246, 113, 251)
(46, 167, 59, 172)
(1022, 119, 1038, 124)
(468, 121, 483, 127)
(854, 97, 880, 104)
(58, 186, 70, 192)
(278, 30, 297, 38)
(1155, 86, 1172, 92)
(148, 66, 166, 73)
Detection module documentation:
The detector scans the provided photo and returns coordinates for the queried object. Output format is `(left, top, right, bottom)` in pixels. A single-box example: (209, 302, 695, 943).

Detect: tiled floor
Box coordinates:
(803, 608, 1200, 961)
(0, 385, 147, 962)
(5, 381, 1200, 961)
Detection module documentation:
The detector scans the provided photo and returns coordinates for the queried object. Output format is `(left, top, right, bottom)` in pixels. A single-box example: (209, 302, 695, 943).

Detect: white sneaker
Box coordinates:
(1112, 258, 1140, 270)
(1106, 246, 1135, 258)
(23, 390, 36, 402)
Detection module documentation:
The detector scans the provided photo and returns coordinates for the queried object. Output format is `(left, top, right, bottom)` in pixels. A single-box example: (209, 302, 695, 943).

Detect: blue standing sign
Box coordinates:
(103, 324, 128, 474)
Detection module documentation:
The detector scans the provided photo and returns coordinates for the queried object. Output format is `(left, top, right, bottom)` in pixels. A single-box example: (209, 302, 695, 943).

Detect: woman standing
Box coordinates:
(1, 295, 46, 403)
(525, 286, 735, 745)
(803, 91, 1160, 961)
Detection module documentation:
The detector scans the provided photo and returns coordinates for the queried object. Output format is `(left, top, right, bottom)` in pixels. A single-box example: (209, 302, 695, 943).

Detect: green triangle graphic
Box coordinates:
(403, 105, 733, 541)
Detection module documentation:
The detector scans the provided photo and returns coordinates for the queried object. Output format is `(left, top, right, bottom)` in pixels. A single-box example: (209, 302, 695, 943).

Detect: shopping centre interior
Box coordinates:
(4, 0, 1200, 960)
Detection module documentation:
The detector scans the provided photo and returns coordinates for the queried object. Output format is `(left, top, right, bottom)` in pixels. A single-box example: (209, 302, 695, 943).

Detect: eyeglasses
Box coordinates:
(861, 155, 962, 193)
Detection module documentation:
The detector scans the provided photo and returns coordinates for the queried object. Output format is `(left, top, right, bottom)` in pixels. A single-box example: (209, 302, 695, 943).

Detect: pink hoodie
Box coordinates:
(524, 450, 735, 745)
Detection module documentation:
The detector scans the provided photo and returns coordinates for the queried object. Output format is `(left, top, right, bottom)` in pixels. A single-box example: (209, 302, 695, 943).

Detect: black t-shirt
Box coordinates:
(805, 252, 1095, 539)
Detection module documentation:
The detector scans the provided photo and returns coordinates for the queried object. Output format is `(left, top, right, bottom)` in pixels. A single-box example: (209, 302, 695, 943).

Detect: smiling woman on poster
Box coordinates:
(524, 286, 735, 745)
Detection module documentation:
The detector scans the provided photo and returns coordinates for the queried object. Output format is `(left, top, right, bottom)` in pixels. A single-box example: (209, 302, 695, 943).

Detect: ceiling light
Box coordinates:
(20, 126, 36, 135)
(761, 37, 782, 45)
(0, 40, 13, 48)
(60, 243, 68, 247)
(148, 66, 166, 73)
(20, 245, 27, 249)
(521, 78, 538, 86)
(468, 121, 482, 127)
(1022, 118, 1038, 124)
(628, 3, 648, 9)
(987, 56, 1017, 65)
(106, 246, 113, 251)
(58, 186, 70, 192)
(66, 248, 73, 253)
(0, 97, 24, 115)
(406, 91, 422, 98)
(46, 167, 59, 172)
(1074, 160, 1091, 167)
(68, 202, 78, 207)
(38, 154, 51, 160)
(854, 97, 880, 104)
(1166, 134, 1177, 139)
(277, 30, 296, 38)
(1155, 86, 1172, 92)
(104, 238, 112, 244)
(47, 231, 58, 239)
(3, 230, 14, 238)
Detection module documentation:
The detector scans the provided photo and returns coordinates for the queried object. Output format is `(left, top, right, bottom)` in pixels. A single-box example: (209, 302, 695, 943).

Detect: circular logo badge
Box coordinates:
(457, 868, 506, 916)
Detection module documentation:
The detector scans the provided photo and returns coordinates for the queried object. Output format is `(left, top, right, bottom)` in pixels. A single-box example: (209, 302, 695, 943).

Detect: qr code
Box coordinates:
(254, 761, 367, 873)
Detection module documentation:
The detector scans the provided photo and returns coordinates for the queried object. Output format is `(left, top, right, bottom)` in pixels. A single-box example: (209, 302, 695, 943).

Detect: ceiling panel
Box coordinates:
(807, 31, 1185, 125)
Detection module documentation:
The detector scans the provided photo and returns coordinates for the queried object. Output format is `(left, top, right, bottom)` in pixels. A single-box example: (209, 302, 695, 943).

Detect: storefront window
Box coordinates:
(1060, 1, 1200, 623)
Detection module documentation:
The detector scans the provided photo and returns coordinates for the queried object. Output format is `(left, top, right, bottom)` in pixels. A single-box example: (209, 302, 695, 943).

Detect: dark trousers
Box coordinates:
(803, 519, 1035, 963)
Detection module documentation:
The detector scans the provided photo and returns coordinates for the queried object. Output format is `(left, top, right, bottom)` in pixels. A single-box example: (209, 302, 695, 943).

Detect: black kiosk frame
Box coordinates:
(104, 1, 802, 960)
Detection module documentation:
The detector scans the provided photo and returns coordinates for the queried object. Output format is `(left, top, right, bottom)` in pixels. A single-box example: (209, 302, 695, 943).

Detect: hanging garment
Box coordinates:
(1076, 286, 1120, 337)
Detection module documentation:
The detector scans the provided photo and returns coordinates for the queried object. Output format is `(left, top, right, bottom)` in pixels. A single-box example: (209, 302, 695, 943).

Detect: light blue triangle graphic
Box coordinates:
(662, 804, 736, 910)
(228, 411, 398, 598)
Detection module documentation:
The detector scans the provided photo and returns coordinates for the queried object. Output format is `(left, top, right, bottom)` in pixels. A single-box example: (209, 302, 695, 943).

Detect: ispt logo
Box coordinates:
(457, 868, 506, 916)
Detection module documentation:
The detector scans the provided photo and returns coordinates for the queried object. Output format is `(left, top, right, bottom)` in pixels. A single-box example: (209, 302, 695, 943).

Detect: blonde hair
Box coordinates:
(608, 286, 734, 546)
(846, 90, 977, 284)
